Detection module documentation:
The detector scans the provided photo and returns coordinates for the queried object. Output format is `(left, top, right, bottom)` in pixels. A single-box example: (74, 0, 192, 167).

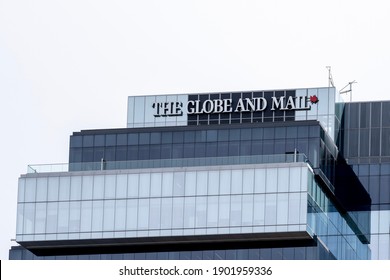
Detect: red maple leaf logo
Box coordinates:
(309, 95, 319, 104)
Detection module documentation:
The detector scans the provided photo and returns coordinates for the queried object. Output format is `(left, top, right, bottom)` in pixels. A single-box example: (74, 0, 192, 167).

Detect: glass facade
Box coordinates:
(340, 101, 390, 259)
(16, 164, 310, 242)
(11, 87, 384, 260)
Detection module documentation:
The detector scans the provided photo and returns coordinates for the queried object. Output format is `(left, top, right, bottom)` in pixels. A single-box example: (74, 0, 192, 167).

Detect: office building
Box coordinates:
(9, 87, 390, 259)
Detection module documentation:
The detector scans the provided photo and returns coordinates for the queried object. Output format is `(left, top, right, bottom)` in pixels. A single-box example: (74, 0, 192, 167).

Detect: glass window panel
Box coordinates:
(162, 132, 173, 144)
(277, 168, 289, 192)
(229, 129, 240, 141)
(173, 172, 185, 196)
(218, 196, 230, 227)
(220, 170, 231, 195)
(185, 172, 196, 196)
(18, 179, 25, 203)
(91, 200, 103, 232)
(287, 193, 300, 225)
(231, 170, 243, 194)
(23, 203, 35, 234)
(242, 195, 254, 226)
(36, 178, 47, 202)
(80, 176, 93, 200)
(184, 131, 195, 143)
(128, 133, 139, 145)
(149, 198, 161, 229)
(114, 200, 126, 231)
(46, 202, 58, 234)
(230, 195, 242, 226)
(97, 200, 112, 233)
(254, 169, 266, 193)
(207, 196, 218, 227)
(162, 173, 173, 197)
(83, 135, 94, 147)
(58, 201, 70, 233)
(70, 176, 82, 201)
(276, 193, 288, 225)
(25, 178, 36, 202)
(150, 173, 162, 197)
(59, 177, 71, 201)
(208, 171, 219, 195)
(94, 135, 105, 146)
(172, 197, 184, 228)
(35, 203, 47, 234)
(196, 171, 208, 195)
(103, 135, 116, 148)
(243, 169, 254, 194)
(218, 130, 229, 141)
(184, 197, 196, 228)
(80, 200, 92, 233)
(139, 173, 150, 198)
(265, 194, 277, 225)
(300, 193, 307, 224)
(138, 199, 149, 230)
(126, 199, 138, 230)
(266, 169, 277, 193)
(195, 197, 207, 228)
(69, 201, 81, 232)
(382, 102, 390, 127)
(161, 198, 173, 229)
(104, 175, 116, 199)
(127, 174, 139, 198)
(116, 174, 127, 199)
(207, 130, 218, 142)
(93, 175, 104, 200)
(289, 167, 301, 192)
(253, 194, 265, 225)
(70, 135, 82, 148)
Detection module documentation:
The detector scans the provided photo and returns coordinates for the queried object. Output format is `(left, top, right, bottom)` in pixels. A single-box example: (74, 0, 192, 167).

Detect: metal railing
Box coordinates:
(27, 153, 309, 174)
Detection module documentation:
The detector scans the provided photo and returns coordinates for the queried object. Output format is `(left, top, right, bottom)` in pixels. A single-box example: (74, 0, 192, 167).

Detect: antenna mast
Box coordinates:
(339, 80, 357, 102)
(326, 66, 335, 88)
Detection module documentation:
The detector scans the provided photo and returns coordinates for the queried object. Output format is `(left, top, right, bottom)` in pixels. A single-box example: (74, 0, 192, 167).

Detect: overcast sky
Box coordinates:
(1, 0, 389, 259)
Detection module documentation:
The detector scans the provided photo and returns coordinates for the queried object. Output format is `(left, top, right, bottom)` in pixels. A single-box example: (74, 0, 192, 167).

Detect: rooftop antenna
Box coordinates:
(339, 80, 357, 102)
(326, 66, 335, 88)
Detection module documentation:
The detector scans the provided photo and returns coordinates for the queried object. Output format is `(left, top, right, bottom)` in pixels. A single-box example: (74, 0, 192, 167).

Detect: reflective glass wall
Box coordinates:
(16, 164, 309, 243)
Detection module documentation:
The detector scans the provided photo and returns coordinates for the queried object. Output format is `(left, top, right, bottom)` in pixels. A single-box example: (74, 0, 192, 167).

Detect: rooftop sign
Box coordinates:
(152, 95, 319, 117)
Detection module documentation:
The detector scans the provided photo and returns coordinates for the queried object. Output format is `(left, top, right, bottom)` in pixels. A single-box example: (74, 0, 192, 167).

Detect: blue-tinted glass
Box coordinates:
(194, 143, 206, 157)
(183, 143, 195, 158)
(382, 128, 390, 156)
(349, 103, 360, 129)
(70, 136, 82, 148)
(105, 147, 116, 161)
(138, 146, 150, 160)
(94, 147, 104, 161)
(264, 128, 274, 139)
(172, 144, 184, 158)
(149, 145, 161, 159)
(184, 131, 195, 143)
(105, 134, 116, 146)
(127, 146, 138, 160)
(206, 142, 217, 157)
(286, 127, 297, 139)
(150, 132, 161, 144)
(240, 141, 252, 155)
(217, 141, 229, 156)
(162, 132, 172, 144)
(172, 131, 183, 143)
(207, 130, 218, 142)
(298, 126, 308, 138)
(360, 103, 370, 128)
(94, 135, 105, 146)
(371, 102, 381, 127)
(160, 144, 172, 158)
(82, 148, 93, 162)
(229, 129, 240, 141)
(139, 133, 150, 144)
(116, 134, 127, 146)
(115, 147, 127, 161)
(382, 102, 390, 127)
(83, 136, 94, 147)
(128, 133, 138, 145)
(309, 126, 320, 137)
(275, 127, 286, 139)
(252, 128, 263, 140)
(195, 131, 207, 142)
(240, 129, 252, 140)
(371, 128, 380, 156)
(218, 130, 229, 141)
